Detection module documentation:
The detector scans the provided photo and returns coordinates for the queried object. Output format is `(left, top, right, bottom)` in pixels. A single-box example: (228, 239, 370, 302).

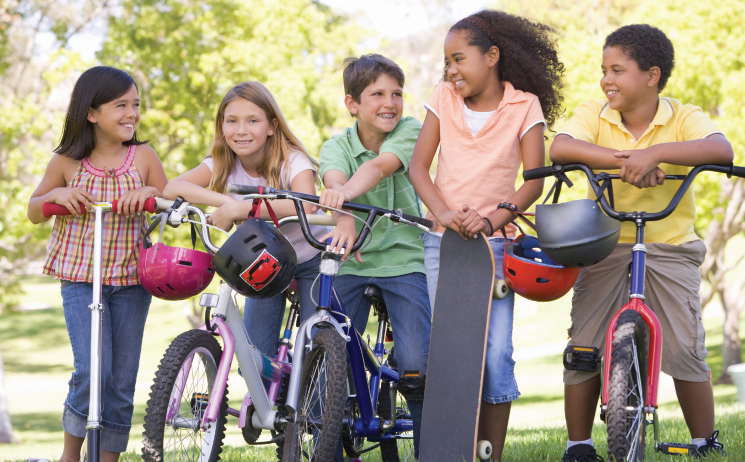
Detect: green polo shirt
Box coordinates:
(319, 116, 425, 277)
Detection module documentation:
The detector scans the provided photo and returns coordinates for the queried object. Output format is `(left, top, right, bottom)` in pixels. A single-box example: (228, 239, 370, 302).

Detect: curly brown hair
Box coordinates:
(447, 10, 565, 132)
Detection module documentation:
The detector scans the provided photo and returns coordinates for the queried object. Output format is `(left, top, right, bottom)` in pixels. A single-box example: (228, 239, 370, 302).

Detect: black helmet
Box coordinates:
(213, 218, 297, 298)
(535, 199, 621, 268)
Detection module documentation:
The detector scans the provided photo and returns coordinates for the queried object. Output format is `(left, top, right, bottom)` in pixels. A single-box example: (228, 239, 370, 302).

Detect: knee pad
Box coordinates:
(398, 371, 426, 403)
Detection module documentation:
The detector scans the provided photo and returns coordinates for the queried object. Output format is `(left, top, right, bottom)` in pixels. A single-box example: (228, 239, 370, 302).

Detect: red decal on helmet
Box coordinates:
(240, 250, 281, 291)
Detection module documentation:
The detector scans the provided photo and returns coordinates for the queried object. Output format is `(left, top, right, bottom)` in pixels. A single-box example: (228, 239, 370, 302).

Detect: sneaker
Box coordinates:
(562, 444, 604, 462)
(692, 431, 726, 458)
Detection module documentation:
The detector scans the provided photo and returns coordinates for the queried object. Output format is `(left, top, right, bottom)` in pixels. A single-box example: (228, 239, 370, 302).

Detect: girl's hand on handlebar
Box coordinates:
(320, 215, 362, 263)
(116, 186, 159, 216)
(312, 188, 350, 213)
(208, 199, 243, 232)
(51, 187, 95, 216)
(459, 205, 485, 239)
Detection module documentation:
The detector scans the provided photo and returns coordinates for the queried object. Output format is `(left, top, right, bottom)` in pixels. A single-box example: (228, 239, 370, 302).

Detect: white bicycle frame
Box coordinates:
(156, 198, 349, 431)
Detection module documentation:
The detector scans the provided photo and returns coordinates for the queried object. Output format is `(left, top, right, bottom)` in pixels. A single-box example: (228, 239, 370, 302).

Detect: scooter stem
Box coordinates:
(86, 205, 106, 462)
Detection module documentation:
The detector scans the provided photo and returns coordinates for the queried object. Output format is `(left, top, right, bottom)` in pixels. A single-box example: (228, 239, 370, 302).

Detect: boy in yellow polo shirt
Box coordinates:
(550, 24, 733, 461)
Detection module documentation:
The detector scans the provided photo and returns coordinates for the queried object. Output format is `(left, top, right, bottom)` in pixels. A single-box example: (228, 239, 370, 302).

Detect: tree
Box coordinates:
(98, 0, 363, 179)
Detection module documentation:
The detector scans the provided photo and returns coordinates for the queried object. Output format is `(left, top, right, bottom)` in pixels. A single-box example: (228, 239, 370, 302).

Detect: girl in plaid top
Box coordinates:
(27, 67, 167, 462)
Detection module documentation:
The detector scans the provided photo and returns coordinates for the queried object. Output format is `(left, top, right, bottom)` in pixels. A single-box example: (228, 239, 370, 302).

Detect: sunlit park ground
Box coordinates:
(1, 275, 743, 462)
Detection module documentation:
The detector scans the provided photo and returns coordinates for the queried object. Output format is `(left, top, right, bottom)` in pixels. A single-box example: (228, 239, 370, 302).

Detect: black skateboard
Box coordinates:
(420, 229, 495, 461)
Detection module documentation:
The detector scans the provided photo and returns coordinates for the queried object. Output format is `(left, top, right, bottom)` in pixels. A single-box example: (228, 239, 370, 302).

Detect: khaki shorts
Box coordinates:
(564, 239, 710, 385)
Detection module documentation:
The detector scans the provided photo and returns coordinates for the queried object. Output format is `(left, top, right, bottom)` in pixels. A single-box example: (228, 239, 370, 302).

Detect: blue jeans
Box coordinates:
(333, 272, 432, 457)
(61, 281, 151, 453)
(243, 253, 322, 357)
(422, 232, 520, 404)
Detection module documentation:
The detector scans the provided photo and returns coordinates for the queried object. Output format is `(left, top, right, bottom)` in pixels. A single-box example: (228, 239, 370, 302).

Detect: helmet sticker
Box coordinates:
(240, 249, 281, 291)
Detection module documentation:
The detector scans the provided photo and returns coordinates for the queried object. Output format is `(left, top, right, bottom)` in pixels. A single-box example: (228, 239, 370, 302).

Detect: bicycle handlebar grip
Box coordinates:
(226, 184, 262, 195)
(401, 213, 435, 230)
(731, 166, 745, 178)
(42, 202, 75, 217)
(523, 166, 555, 181)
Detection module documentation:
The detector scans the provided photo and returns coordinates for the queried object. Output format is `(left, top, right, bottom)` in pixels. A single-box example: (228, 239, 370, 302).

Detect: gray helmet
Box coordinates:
(535, 199, 621, 268)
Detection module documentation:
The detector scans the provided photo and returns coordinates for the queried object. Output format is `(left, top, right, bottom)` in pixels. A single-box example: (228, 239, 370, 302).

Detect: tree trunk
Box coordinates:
(700, 177, 745, 383)
(0, 344, 19, 444)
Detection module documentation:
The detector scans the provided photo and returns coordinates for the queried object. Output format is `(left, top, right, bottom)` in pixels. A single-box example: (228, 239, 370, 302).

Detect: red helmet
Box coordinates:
(503, 235, 579, 302)
(137, 213, 215, 301)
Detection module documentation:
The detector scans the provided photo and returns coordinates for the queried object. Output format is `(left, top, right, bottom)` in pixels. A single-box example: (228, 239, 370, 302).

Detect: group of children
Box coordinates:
(26, 8, 733, 462)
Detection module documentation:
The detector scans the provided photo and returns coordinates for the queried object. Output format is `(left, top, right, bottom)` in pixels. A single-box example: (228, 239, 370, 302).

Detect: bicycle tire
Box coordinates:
(282, 328, 348, 462)
(142, 329, 228, 462)
(607, 310, 648, 462)
(377, 380, 415, 462)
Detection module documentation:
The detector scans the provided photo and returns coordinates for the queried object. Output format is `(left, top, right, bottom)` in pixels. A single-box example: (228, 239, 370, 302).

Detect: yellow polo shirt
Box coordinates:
(558, 97, 722, 245)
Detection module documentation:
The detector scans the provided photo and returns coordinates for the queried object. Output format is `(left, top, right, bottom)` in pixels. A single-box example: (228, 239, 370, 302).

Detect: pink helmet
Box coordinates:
(137, 213, 215, 301)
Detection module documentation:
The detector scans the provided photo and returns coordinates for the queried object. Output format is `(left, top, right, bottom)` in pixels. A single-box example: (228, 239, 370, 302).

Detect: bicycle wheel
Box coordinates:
(377, 379, 415, 462)
(607, 310, 648, 462)
(282, 328, 348, 462)
(142, 329, 228, 462)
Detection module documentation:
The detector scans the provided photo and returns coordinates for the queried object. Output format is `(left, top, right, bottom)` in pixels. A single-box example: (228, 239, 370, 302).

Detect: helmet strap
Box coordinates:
(248, 185, 281, 228)
(592, 172, 615, 209)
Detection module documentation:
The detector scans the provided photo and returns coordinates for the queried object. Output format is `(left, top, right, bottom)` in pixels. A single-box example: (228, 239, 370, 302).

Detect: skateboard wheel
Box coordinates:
(493, 279, 508, 299)
(476, 440, 492, 461)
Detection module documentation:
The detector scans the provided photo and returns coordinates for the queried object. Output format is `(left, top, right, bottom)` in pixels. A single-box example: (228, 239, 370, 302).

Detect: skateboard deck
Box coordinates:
(420, 229, 495, 461)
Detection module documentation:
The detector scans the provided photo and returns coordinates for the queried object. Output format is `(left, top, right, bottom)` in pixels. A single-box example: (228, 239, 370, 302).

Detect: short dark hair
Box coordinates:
(54, 66, 147, 160)
(604, 24, 675, 93)
(342, 54, 405, 103)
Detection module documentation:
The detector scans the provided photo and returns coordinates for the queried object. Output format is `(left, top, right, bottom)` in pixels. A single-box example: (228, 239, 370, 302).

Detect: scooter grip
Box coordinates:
(111, 198, 157, 213)
(42, 202, 75, 217)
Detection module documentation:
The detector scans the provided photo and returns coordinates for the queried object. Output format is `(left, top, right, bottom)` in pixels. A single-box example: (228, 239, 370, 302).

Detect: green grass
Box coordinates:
(2, 276, 744, 461)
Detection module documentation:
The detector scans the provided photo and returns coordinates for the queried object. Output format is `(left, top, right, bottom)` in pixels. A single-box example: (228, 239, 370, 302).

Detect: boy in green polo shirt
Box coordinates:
(317, 54, 431, 458)
(549, 25, 733, 461)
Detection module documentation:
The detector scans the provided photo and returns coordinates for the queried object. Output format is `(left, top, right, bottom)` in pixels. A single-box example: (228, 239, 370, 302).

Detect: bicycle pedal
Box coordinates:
(657, 442, 698, 455)
(563, 345, 601, 372)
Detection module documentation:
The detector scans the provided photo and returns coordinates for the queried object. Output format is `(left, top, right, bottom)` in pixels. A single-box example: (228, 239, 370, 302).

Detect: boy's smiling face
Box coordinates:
(601, 45, 660, 113)
(345, 73, 403, 139)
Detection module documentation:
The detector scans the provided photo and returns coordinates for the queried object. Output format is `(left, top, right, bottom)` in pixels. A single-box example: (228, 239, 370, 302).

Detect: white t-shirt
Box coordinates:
(202, 151, 331, 264)
(463, 103, 495, 136)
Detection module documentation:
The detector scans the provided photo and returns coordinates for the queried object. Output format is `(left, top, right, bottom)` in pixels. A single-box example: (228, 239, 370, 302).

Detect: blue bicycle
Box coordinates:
(228, 185, 433, 462)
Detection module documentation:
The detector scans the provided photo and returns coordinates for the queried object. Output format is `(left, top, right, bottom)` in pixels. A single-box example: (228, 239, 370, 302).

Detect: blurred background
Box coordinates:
(1, 0, 744, 459)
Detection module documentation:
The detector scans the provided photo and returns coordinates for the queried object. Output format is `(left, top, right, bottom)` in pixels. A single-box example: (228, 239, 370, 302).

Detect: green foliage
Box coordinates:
(99, 0, 363, 179)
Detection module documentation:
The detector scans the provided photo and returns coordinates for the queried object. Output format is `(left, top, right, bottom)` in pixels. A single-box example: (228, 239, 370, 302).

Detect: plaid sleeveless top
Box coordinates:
(43, 145, 148, 285)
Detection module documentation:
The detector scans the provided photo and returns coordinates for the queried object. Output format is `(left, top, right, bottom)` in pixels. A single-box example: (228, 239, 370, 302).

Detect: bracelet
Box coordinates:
(483, 217, 494, 236)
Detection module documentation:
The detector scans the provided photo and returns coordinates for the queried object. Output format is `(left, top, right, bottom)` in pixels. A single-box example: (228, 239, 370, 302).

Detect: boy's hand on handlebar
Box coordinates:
(312, 188, 351, 213)
(320, 215, 362, 263)
(116, 186, 159, 216)
(615, 148, 662, 188)
(637, 167, 666, 189)
(51, 187, 95, 216)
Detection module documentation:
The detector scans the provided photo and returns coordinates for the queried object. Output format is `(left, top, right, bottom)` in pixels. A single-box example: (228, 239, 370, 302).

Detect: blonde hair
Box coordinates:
(207, 82, 319, 194)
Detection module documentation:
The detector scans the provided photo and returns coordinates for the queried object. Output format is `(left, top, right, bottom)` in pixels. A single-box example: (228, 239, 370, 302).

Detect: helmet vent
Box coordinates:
(507, 269, 516, 276)
(536, 278, 549, 284)
(251, 243, 267, 253)
(243, 234, 257, 244)
(225, 255, 233, 269)
(166, 284, 175, 291)
(178, 260, 193, 266)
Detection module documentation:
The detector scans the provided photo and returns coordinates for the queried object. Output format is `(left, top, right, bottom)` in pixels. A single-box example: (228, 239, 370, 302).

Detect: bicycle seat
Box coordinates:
(363, 284, 384, 303)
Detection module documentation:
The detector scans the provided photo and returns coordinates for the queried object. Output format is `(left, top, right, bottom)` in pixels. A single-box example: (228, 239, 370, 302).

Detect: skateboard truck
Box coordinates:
(563, 345, 600, 372)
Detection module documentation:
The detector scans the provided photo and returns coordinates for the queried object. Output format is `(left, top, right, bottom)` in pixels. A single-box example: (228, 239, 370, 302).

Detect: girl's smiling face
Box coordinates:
(87, 84, 140, 143)
(601, 45, 660, 112)
(222, 98, 277, 161)
(444, 29, 499, 99)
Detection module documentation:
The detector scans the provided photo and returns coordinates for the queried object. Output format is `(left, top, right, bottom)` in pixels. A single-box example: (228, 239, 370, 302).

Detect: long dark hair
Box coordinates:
(54, 66, 147, 160)
(447, 10, 565, 132)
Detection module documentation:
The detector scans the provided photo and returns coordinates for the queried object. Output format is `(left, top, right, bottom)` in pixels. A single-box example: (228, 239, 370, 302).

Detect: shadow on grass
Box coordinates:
(0, 308, 69, 344)
(513, 393, 564, 405)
